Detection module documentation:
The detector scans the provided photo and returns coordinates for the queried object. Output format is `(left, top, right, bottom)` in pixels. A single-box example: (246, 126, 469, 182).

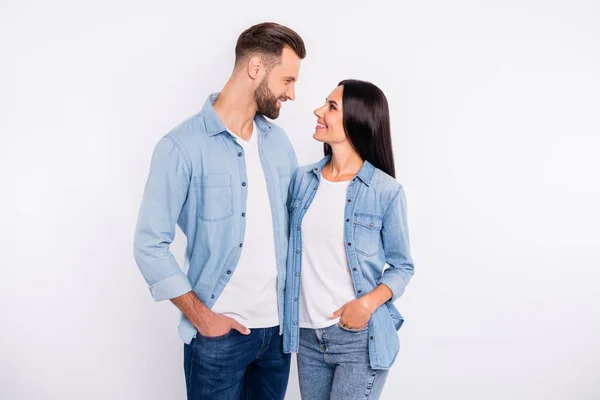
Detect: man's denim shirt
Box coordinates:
(282, 155, 414, 369)
(133, 94, 298, 344)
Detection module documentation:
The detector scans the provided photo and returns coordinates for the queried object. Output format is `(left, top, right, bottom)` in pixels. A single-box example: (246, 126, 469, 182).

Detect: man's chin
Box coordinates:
(262, 110, 280, 120)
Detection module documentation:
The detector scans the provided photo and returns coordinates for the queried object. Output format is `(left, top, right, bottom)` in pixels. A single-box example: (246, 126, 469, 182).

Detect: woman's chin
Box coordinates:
(313, 132, 325, 142)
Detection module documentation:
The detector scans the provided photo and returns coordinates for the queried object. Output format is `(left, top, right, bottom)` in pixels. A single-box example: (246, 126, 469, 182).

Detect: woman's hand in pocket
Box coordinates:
(329, 298, 373, 330)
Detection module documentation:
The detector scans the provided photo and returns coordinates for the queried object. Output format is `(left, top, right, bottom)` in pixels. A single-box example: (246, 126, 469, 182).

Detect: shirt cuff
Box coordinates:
(379, 275, 405, 303)
(148, 272, 192, 301)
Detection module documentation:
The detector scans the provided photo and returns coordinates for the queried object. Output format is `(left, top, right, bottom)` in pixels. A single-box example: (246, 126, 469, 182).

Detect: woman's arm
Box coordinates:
(330, 185, 414, 329)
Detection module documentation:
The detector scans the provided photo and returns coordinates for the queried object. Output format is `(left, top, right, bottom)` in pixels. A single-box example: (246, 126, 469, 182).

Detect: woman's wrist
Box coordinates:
(360, 284, 393, 314)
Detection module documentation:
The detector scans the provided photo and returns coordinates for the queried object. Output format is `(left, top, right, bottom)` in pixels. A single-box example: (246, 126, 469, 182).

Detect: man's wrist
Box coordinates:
(195, 307, 215, 329)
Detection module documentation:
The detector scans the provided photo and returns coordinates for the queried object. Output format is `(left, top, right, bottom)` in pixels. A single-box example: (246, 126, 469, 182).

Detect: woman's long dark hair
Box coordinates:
(324, 79, 396, 178)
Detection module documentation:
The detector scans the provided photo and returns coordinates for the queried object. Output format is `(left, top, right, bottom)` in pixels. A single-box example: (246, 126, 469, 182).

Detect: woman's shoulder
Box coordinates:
(293, 156, 329, 181)
(371, 167, 402, 191)
(370, 167, 405, 210)
(289, 162, 316, 190)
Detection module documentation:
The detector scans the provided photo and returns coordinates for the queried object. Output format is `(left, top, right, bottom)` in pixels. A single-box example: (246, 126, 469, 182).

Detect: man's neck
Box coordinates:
(213, 79, 257, 141)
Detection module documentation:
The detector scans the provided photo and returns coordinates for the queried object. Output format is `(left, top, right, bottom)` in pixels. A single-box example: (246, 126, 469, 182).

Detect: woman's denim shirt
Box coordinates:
(282, 154, 414, 369)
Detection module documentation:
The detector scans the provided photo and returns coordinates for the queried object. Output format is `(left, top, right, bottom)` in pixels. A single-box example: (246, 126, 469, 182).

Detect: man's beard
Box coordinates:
(254, 77, 282, 119)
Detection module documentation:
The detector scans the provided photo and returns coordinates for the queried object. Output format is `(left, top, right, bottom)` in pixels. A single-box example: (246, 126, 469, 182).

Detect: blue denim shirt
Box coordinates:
(282, 155, 414, 369)
(133, 93, 298, 344)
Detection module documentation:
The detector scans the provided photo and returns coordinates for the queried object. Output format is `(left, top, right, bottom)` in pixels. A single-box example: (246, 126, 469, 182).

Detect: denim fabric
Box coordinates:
(283, 154, 414, 369)
(297, 324, 389, 399)
(184, 326, 291, 399)
(134, 93, 298, 343)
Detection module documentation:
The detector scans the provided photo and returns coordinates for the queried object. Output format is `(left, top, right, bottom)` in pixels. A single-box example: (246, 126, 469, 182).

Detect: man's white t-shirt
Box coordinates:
(211, 122, 279, 328)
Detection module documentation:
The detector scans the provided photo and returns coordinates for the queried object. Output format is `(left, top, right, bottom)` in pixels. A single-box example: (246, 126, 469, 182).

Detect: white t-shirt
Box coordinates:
(299, 173, 357, 329)
(211, 122, 279, 328)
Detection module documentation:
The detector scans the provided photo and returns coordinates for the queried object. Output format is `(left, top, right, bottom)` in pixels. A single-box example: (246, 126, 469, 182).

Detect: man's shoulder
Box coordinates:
(164, 110, 207, 146)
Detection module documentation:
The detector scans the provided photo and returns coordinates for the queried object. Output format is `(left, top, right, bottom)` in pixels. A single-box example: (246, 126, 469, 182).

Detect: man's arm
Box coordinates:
(171, 291, 249, 336)
(133, 136, 249, 336)
(133, 136, 193, 301)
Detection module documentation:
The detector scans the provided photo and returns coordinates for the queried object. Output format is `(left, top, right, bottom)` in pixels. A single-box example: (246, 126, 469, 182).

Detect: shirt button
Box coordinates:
(242, 212, 246, 217)
(238, 152, 242, 157)
(370, 336, 374, 340)
(347, 199, 352, 202)
(296, 250, 300, 254)
(296, 226, 300, 230)
(239, 243, 243, 247)
(303, 205, 308, 209)
(353, 178, 356, 181)
(293, 321, 297, 325)
(242, 182, 247, 187)
(295, 273, 299, 277)
(370, 223, 373, 227)
(227, 270, 231, 274)
(294, 298, 298, 301)
(313, 168, 318, 171)
(346, 219, 350, 222)
(211, 294, 215, 299)
(348, 242, 352, 246)
(313, 186, 317, 190)
(357, 290, 362, 294)
(353, 267, 357, 271)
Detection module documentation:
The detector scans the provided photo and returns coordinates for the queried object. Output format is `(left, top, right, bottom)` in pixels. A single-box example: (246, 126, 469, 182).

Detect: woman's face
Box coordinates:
(313, 85, 347, 145)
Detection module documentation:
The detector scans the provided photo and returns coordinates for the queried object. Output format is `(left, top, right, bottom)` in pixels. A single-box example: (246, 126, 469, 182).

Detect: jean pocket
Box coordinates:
(194, 174, 234, 222)
(337, 322, 369, 333)
(352, 213, 383, 257)
(196, 329, 235, 341)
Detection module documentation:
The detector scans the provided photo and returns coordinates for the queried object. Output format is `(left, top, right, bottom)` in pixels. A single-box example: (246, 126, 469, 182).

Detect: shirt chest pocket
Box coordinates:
(194, 174, 234, 222)
(352, 213, 383, 257)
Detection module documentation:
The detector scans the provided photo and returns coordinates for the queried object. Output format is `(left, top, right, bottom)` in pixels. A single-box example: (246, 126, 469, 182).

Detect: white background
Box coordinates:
(1, 0, 599, 399)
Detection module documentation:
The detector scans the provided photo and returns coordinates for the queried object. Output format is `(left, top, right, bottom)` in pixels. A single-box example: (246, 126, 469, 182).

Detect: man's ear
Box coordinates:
(247, 56, 264, 80)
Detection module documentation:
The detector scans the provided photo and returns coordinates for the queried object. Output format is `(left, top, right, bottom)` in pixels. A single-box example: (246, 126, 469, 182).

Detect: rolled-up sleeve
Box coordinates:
(133, 136, 193, 301)
(380, 186, 414, 302)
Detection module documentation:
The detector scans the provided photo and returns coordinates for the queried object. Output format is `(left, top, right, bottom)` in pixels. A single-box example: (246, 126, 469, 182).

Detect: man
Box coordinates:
(133, 22, 305, 399)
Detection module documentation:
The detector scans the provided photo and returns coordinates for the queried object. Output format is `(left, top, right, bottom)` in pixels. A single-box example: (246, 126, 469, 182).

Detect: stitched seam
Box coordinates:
(382, 186, 402, 222)
(164, 134, 192, 175)
(196, 329, 234, 341)
(193, 175, 234, 222)
(352, 224, 379, 257)
(364, 371, 377, 398)
(186, 341, 195, 391)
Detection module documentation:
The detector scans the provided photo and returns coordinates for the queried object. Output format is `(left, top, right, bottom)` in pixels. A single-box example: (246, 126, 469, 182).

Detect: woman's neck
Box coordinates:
(323, 146, 364, 182)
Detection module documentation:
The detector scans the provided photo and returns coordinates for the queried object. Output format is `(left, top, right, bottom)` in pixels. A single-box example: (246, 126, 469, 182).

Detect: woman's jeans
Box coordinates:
(297, 323, 389, 399)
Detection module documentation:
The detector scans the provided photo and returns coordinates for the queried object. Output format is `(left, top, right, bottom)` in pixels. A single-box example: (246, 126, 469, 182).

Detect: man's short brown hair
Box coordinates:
(235, 22, 306, 67)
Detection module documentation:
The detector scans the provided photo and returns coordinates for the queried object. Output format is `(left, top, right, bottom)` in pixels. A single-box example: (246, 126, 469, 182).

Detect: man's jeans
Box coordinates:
(184, 326, 290, 399)
(297, 324, 389, 399)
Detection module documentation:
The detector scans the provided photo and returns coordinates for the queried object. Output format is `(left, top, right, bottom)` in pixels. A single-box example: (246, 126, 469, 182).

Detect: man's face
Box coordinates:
(254, 47, 301, 119)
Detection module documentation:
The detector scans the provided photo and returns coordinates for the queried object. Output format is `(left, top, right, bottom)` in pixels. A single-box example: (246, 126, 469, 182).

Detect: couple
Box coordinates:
(133, 22, 414, 400)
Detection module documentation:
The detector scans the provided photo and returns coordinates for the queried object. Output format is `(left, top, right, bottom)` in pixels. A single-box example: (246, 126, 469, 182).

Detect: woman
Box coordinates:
(283, 80, 414, 399)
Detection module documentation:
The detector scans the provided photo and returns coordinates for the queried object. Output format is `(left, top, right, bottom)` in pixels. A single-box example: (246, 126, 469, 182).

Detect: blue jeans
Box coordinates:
(298, 324, 389, 400)
(184, 326, 291, 399)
